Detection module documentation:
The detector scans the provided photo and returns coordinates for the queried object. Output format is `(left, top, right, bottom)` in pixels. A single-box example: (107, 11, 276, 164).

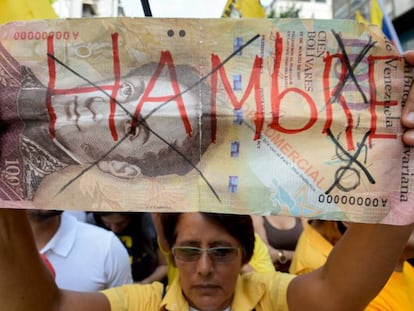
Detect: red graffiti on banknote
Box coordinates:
(44, 31, 401, 152)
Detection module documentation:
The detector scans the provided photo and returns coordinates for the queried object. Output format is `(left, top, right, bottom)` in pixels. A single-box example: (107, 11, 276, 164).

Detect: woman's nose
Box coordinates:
(195, 252, 214, 276)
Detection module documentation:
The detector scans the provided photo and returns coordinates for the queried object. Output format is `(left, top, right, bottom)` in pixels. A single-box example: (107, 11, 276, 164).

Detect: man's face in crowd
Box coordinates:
(100, 213, 131, 234)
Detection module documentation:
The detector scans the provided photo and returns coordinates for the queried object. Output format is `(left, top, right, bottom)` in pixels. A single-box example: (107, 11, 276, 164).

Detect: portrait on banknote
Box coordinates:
(17, 61, 212, 196)
(0, 18, 413, 224)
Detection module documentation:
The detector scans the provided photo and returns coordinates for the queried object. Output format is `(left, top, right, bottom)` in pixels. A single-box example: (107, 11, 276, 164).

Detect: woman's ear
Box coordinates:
(97, 160, 141, 179)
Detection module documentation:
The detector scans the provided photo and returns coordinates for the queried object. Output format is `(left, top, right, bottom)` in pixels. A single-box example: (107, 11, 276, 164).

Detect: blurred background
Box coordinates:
(47, 0, 413, 51)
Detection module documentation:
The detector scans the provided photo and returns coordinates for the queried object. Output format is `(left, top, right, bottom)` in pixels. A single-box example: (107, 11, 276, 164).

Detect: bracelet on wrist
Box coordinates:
(277, 250, 288, 264)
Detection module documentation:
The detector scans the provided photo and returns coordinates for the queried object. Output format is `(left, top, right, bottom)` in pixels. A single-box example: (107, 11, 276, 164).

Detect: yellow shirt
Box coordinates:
(289, 223, 333, 275)
(246, 233, 275, 273)
(103, 271, 295, 311)
(365, 261, 414, 311)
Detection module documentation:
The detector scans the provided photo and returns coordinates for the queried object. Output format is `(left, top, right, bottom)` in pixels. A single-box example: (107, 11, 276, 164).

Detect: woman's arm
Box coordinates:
(139, 248, 168, 284)
(251, 215, 300, 265)
(251, 215, 281, 263)
(0, 208, 110, 311)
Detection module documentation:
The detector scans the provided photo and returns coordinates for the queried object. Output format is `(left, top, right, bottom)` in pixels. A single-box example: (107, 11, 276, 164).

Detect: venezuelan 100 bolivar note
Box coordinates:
(0, 17, 412, 224)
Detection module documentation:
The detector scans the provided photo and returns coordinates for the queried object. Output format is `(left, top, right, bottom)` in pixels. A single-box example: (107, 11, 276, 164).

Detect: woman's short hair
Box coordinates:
(160, 212, 255, 265)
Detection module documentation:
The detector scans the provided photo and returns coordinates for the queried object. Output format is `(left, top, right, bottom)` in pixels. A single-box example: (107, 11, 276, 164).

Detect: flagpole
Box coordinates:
(140, 0, 152, 17)
(375, 0, 403, 53)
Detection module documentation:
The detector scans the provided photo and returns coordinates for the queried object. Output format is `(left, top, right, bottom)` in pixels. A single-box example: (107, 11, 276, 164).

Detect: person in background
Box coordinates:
(64, 210, 87, 222)
(252, 215, 305, 272)
(364, 229, 414, 311)
(92, 212, 168, 284)
(240, 231, 276, 274)
(289, 220, 347, 275)
(289, 217, 414, 310)
(27, 209, 133, 291)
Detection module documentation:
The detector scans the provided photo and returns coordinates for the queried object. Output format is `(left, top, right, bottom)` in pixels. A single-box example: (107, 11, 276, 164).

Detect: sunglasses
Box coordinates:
(172, 246, 241, 263)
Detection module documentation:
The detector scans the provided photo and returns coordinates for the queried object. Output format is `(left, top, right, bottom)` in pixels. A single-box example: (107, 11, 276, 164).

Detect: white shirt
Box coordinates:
(40, 213, 133, 291)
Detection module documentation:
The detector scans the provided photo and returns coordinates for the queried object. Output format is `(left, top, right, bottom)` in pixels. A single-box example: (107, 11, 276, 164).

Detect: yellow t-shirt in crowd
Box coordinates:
(365, 261, 414, 311)
(289, 223, 333, 275)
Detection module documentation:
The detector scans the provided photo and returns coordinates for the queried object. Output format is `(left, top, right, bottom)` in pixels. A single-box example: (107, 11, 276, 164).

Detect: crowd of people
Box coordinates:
(1, 204, 413, 310)
(26, 210, 414, 311)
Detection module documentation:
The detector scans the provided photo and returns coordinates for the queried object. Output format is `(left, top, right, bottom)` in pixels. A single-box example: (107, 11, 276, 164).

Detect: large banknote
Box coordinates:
(0, 17, 413, 224)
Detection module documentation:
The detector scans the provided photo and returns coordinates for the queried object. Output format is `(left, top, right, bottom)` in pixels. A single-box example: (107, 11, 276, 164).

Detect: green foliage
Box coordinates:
(267, 8, 276, 18)
(267, 2, 301, 18)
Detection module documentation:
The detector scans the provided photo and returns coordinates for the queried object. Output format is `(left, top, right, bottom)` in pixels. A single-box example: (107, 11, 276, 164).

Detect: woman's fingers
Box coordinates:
(401, 50, 414, 145)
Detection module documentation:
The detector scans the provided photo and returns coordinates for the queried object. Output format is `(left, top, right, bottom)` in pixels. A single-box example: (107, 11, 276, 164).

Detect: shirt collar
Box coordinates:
(40, 213, 77, 257)
(231, 274, 266, 311)
(160, 276, 189, 311)
(160, 274, 265, 311)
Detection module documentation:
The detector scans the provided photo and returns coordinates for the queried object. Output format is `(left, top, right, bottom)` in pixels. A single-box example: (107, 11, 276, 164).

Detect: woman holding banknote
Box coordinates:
(0, 52, 414, 311)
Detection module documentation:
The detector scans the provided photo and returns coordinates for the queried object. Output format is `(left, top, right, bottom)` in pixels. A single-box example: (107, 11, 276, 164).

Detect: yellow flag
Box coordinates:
(222, 0, 266, 18)
(369, 0, 402, 52)
(370, 0, 383, 26)
(355, 11, 368, 25)
(0, 0, 57, 24)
